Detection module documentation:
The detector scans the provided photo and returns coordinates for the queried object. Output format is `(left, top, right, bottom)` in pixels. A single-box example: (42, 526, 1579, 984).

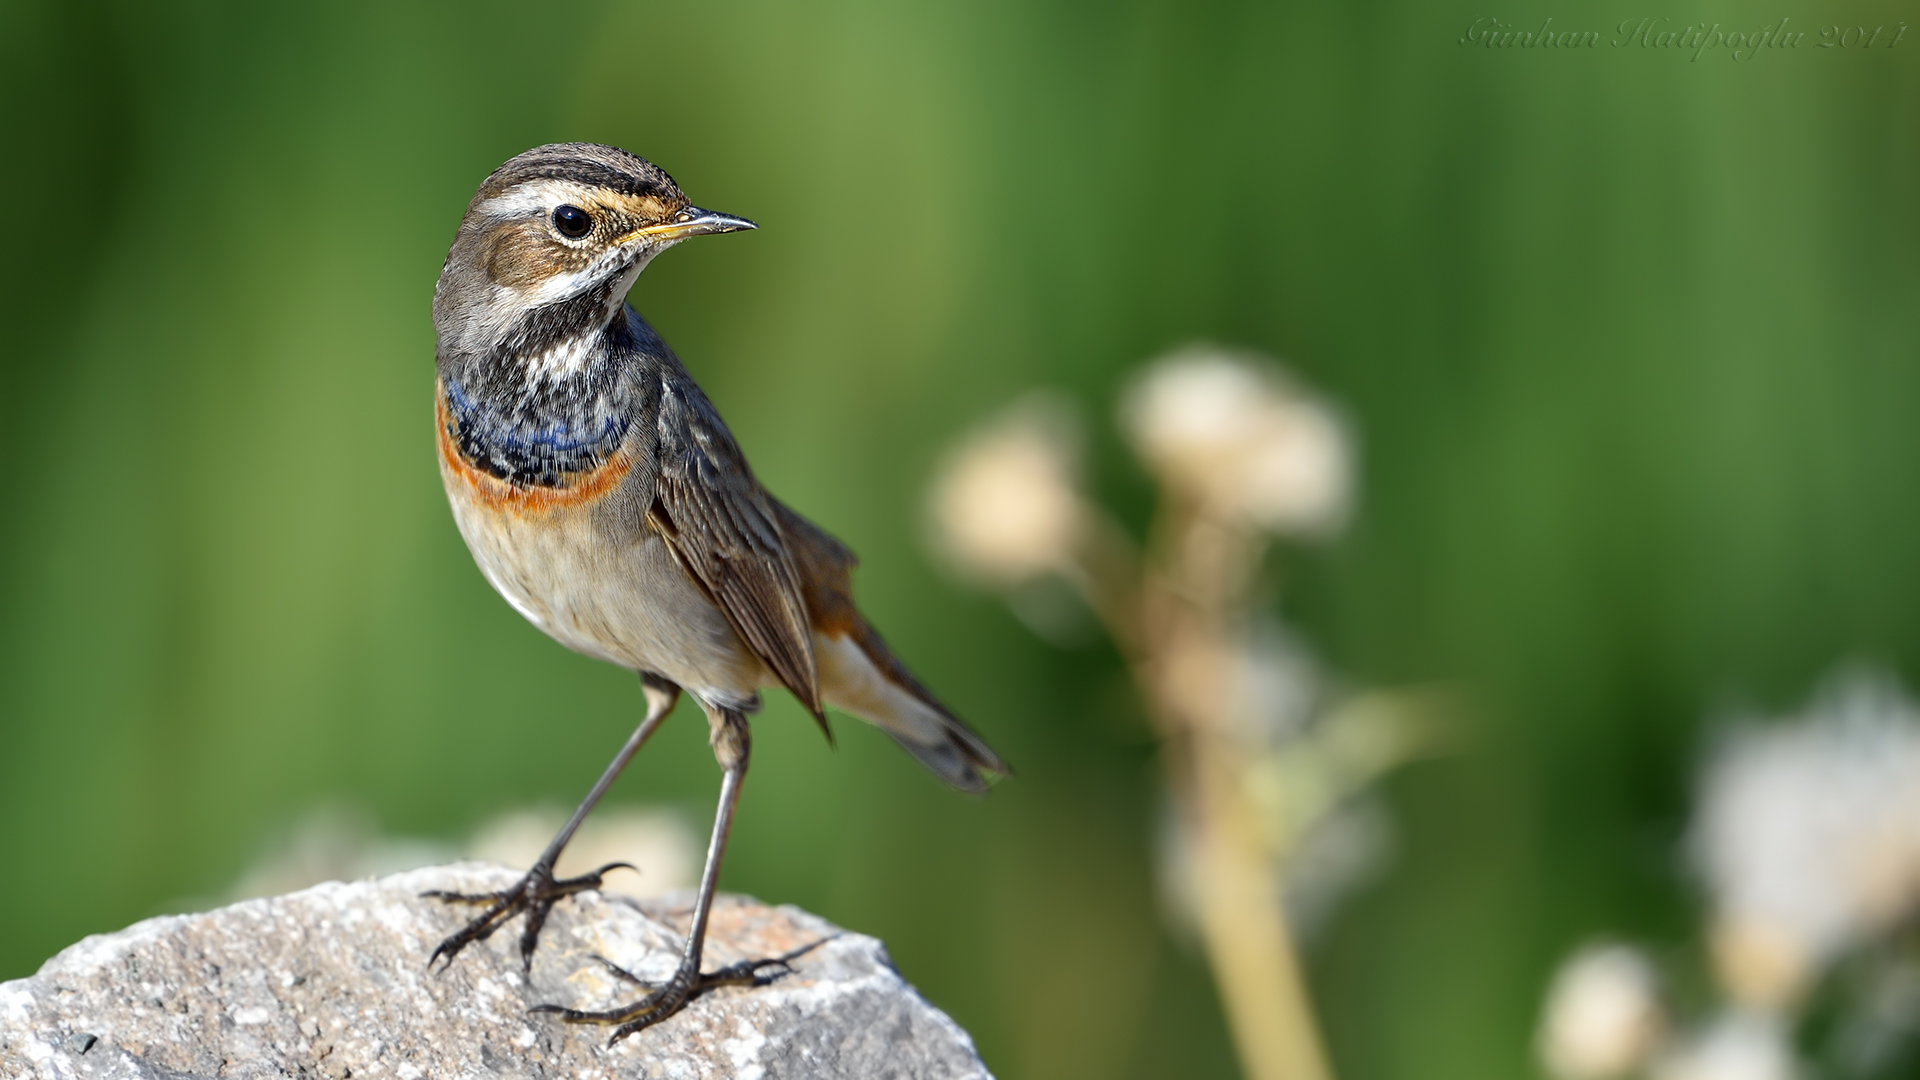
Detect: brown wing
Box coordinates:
(647, 372, 823, 723)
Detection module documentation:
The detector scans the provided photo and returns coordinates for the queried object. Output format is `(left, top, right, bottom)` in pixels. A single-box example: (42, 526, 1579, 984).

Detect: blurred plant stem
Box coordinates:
(1070, 501, 1333, 1080)
(929, 353, 1434, 1079)
(1187, 749, 1330, 1080)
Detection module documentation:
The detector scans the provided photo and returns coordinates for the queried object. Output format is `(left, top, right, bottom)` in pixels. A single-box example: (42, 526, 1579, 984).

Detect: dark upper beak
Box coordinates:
(623, 206, 757, 244)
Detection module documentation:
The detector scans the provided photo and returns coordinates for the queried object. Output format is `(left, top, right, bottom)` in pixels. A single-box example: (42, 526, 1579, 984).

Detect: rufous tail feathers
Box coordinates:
(774, 500, 1010, 793)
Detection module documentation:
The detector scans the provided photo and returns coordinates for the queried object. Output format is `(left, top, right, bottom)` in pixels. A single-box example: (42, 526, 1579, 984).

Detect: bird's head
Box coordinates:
(433, 142, 754, 359)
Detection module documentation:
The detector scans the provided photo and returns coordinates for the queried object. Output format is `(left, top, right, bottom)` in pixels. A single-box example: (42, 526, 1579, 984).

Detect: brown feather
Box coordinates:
(773, 500, 1009, 789)
(647, 373, 825, 728)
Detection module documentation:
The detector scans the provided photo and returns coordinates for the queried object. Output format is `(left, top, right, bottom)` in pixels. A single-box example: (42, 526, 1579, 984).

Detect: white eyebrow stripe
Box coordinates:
(478, 179, 609, 217)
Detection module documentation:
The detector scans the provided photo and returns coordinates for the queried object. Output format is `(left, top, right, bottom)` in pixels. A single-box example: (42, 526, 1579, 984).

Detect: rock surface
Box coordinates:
(0, 864, 990, 1080)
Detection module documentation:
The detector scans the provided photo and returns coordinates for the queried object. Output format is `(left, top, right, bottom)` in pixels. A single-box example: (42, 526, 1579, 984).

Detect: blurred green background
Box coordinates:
(2, 1, 1917, 1077)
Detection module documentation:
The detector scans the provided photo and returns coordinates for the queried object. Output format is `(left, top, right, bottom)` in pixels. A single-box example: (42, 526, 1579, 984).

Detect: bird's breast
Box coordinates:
(435, 383, 764, 697)
(436, 380, 635, 515)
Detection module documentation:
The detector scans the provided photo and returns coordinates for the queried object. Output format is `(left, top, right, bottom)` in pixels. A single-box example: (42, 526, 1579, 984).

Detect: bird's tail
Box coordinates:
(773, 500, 1010, 793)
(815, 617, 1009, 793)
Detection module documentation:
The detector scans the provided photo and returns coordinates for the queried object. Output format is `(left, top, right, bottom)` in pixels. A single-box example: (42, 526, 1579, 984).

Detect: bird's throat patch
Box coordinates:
(437, 382, 632, 512)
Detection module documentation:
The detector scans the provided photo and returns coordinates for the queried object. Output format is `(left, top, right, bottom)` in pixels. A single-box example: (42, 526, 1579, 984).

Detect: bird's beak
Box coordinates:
(623, 207, 757, 245)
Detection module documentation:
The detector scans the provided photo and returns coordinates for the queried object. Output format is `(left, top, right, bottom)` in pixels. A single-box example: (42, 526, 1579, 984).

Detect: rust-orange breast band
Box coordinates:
(437, 385, 632, 515)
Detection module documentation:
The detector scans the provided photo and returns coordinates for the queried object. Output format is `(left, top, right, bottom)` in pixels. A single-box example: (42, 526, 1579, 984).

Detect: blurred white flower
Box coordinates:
(926, 394, 1084, 585)
(1155, 787, 1394, 947)
(1119, 346, 1351, 535)
(221, 800, 697, 904)
(469, 804, 697, 896)
(1154, 799, 1204, 943)
(1237, 617, 1322, 745)
(227, 803, 455, 902)
(1538, 943, 1667, 1080)
(1652, 1011, 1796, 1080)
(1281, 796, 1393, 940)
(1690, 669, 1920, 1008)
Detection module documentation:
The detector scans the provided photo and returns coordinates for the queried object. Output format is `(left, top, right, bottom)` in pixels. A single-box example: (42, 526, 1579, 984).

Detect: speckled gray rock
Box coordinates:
(0, 863, 990, 1080)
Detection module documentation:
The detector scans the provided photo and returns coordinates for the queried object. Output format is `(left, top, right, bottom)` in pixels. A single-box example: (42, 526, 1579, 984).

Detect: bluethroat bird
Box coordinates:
(424, 143, 1008, 1042)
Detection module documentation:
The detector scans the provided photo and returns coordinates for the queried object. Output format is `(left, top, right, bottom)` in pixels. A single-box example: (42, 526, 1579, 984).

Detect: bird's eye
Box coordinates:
(552, 205, 593, 239)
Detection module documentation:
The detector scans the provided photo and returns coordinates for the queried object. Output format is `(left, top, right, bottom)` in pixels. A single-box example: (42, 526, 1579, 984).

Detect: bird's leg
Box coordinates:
(533, 705, 787, 1044)
(425, 673, 680, 973)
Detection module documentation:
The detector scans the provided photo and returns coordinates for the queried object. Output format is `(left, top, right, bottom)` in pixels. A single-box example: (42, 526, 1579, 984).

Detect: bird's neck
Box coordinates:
(440, 303, 641, 487)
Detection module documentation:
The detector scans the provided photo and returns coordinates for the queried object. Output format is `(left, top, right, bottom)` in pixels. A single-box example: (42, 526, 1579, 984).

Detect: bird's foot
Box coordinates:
(533, 954, 796, 1045)
(421, 861, 633, 972)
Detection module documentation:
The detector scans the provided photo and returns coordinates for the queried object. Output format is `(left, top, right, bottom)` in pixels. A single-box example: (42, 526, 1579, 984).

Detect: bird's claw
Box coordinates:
(422, 861, 635, 972)
(532, 956, 796, 1045)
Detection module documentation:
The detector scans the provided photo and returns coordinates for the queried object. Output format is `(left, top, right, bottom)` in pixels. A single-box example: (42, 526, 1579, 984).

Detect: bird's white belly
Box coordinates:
(446, 490, 765, 705)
